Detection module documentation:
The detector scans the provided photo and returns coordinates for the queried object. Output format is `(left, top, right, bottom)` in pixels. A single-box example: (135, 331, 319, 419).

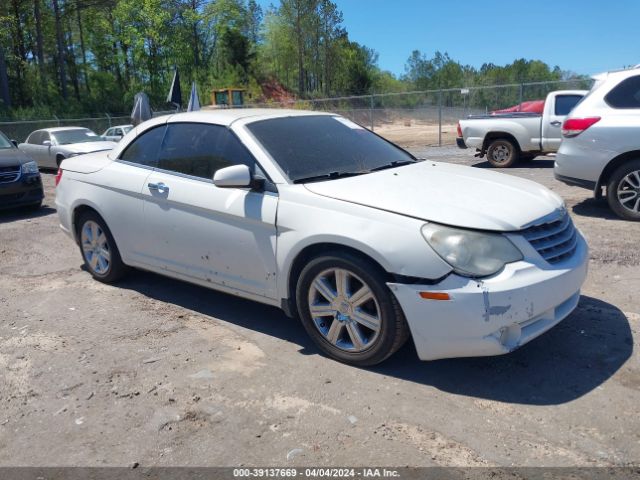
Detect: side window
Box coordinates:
(115, 128, 123, 136)
(157, 123, 255, 180)
(27, 132, 40, 144)
(554, 95, 583, 116)
(41, 132, 51, 144)
(605, 76, 640, 109)
(119, 125, 166, 167)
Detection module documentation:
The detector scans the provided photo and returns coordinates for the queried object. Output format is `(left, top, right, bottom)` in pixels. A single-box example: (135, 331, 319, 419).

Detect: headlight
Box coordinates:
(421, 223, 523, 277)
(21, 161, 39, 175)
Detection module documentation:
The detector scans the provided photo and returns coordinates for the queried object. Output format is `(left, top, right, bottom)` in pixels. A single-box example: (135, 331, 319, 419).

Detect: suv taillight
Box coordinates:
(562, 117, 601, 138)
(456, 122, 463, 138)
(55, 168, 63, 187)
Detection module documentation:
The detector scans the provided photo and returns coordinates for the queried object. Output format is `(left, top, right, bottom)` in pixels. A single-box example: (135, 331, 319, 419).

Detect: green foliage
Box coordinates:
(0, 0, 582, 119)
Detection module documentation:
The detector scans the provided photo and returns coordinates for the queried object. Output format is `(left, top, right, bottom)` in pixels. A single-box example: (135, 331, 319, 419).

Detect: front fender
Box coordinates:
(275, 189, 453, 301)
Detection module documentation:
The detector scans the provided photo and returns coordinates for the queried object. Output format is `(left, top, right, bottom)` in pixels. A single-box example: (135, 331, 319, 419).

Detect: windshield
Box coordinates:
(246, 115, 416, 182)
(52, 129, 100, 145)
(0, 132, 13, 149)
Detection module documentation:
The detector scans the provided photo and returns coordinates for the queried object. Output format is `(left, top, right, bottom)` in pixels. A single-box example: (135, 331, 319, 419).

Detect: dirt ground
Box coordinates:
(374, 122, 458, 148)
(0, 147, 638, 468)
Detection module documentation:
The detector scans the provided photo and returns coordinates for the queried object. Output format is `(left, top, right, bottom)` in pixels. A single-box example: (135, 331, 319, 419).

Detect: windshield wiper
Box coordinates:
(293, 171, 367, 184)
(368, 159, 420, 172)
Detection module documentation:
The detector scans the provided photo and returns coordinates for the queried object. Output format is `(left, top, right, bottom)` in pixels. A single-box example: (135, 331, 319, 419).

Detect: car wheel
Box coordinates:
(77, 211, 128, 282)
(486, 139, 519, 168)
(295, 252, 409, 366)
(606, 159, 640, 221)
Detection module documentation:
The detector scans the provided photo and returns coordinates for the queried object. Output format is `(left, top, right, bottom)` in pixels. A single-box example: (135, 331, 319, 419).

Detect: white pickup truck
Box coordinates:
(456, 90, 587, 167)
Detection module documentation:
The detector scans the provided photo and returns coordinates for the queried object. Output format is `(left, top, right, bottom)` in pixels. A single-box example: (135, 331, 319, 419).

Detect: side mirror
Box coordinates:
(11, 139, 18, 147)
(213, 164, 252, 188)
(42, 140, 52, 147)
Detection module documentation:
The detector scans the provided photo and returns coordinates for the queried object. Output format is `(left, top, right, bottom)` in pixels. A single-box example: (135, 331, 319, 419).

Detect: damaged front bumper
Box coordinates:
(388, 233, 588, 361)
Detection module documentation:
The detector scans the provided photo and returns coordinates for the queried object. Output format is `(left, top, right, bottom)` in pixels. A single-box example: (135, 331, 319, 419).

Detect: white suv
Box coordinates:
(554, 66, 640, 220)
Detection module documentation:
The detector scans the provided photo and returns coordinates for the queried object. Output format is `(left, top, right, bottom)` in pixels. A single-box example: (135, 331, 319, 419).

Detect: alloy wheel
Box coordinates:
(81, 220, 111, 275)
(307, 268, 381, 352)
(617, 170, 640, 214)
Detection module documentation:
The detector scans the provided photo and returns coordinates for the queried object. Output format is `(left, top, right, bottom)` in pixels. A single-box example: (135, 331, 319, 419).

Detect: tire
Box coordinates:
(295, 251, 409, 366)
(606, 159, 640, 221)
(76, 211, 128, 282)
(486, 139, 519, 168)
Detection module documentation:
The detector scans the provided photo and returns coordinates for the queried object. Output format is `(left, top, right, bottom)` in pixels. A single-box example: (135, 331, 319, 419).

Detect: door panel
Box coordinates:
(94, 162, 154, 265)
(33, 145, 51, 167)
(141, 173, 278, 299)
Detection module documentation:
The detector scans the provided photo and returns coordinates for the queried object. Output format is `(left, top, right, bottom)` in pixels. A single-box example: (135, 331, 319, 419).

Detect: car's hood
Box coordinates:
(59, 141, 116, 154)
(0, 147, 32, 167)
(303, 161, 564, 231)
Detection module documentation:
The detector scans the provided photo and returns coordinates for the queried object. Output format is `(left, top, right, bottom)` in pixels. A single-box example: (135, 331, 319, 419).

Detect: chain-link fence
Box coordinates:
(0, 79, 593, 148)
(0, 114, 131, 143)
(242, 79, 593, 148)
(0, 110, 176, 143)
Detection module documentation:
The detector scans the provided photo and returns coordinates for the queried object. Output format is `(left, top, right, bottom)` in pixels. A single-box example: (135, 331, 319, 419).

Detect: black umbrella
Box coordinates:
(166, 67, 182, 108)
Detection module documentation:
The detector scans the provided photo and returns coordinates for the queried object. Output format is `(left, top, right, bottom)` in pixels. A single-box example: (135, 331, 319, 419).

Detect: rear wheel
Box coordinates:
(77, 211, 128, 282)
(486, 139, 519, 168)
(295, 252, 409, 366)
(606, 159, 640, 221)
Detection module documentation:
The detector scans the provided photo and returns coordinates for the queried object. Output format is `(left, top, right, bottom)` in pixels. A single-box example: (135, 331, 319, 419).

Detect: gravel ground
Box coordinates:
(0, 148, 638, 467)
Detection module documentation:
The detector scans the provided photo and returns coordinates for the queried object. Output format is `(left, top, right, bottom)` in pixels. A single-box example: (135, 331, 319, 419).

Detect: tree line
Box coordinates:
(0, 0, 581, 118)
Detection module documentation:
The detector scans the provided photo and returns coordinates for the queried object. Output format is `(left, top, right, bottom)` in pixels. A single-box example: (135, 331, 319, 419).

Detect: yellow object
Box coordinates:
(211, 88, 245, 107)
(418, 292, 451, 301)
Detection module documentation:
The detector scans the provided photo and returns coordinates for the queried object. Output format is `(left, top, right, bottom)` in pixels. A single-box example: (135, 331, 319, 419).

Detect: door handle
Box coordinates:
(550, 121, 562, 127)
(148, 182, 169, 193)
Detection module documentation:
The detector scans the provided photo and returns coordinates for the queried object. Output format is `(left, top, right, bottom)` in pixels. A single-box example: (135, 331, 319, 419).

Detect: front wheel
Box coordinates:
(606, 159, 640, 221)
(295, 252, 409, 366)
(486, 139, 519, 168)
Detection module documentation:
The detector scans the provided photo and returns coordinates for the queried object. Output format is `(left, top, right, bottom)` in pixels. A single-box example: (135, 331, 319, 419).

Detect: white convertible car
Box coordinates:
(55, 109, 588, 366)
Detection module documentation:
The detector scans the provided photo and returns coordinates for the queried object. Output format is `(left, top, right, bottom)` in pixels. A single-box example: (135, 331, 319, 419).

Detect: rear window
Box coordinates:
(554, 95, 583, 115)
(605, 75, 640, 109)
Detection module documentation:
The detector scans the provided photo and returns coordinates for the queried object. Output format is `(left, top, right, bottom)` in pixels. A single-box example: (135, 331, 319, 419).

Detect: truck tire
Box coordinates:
(486, 139, 519, 168)
(606, 159, 640, 221)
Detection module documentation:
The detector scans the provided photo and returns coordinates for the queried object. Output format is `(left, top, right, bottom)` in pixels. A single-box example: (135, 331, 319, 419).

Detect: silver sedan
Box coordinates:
(18, 127, 116, 169)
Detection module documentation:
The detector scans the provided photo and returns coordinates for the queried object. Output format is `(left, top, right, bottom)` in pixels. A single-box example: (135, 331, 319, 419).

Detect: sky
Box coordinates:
(257, 0, 639, 77)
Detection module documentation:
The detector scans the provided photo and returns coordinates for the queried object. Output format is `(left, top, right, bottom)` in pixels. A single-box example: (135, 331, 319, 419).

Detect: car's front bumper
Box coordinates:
(0, 173, 44, 209)
(388, 233, 588, 361)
